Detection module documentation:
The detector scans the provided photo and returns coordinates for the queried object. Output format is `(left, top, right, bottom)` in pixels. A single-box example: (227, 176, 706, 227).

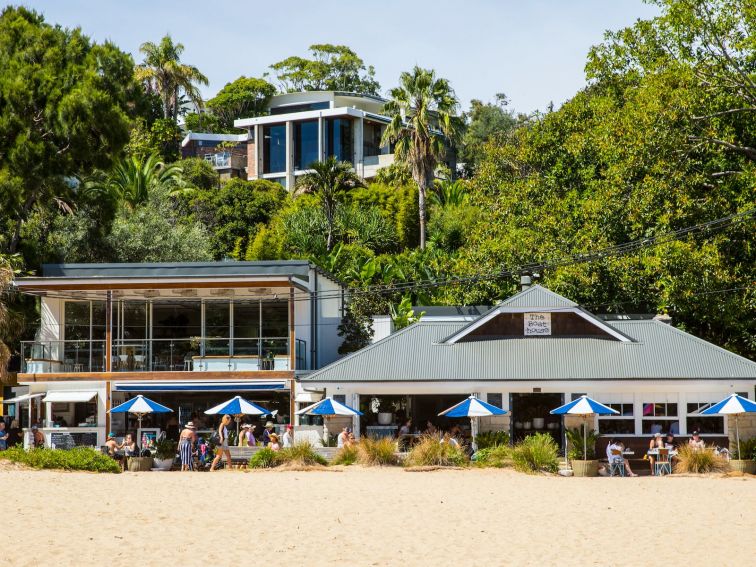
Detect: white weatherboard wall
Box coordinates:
(316, 275, 343, 367)
(294, 288, 312, 370)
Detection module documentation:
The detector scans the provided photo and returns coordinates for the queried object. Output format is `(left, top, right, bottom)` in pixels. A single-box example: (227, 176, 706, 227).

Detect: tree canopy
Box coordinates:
(206, 76, 277, 130)
(269, 44, 381, 95)
(0, 6, 139, 254)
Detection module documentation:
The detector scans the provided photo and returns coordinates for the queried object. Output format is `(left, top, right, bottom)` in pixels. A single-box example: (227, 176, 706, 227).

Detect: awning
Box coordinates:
(114, 381, 287, 393)
(2, 393, 44, 404)
(295, 391, 324, 403)
(43, 391, 98, 403)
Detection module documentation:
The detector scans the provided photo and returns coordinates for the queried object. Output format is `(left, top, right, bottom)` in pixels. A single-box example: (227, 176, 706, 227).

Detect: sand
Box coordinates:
(2, 467, 754, 567)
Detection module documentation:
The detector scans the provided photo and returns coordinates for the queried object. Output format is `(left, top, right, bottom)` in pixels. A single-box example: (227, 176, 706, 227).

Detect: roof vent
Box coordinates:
(653, 313, 672, 325)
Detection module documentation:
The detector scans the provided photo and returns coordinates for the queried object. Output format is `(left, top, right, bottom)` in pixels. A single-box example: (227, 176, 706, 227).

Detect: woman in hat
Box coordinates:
(262, 421, 275, 446)
(647, 432, 664, 474)
(268, 432, 281, 452)
(238, 424, 252, 447)
(179, 422, 197, 471)
(210, 415, 233, 471)
(282, 424, 294, 448)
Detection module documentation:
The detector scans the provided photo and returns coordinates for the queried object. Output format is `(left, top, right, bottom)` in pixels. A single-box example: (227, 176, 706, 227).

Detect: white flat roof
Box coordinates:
(181, 132, 248, 147)
(235, 106, 389, 128)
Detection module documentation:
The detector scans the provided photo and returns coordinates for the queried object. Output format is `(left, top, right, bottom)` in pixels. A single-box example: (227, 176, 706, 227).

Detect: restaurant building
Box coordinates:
(10, 261, 344, 447)
(301, 285, 756, 450)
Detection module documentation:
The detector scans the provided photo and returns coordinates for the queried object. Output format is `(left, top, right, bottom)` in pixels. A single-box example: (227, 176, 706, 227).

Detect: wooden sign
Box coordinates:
(524, 312, 551, 336)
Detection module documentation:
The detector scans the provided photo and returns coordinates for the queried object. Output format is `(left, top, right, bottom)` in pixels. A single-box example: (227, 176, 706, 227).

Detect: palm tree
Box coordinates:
(381, 66, 461, 249)
(431, 179, 468, 208)
(83, 153, 185, 208)
(136, 35, 208, 120)
(295, 156, 365, 252)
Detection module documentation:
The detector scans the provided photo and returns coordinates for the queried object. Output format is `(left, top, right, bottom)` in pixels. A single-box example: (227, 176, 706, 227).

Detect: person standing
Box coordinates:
(178, 422, 197, 471)
(0, 422, 8, 451)
(262, 422, 275, 446)
(282, 424, 294, 448)
(210, 415, 232, 471)
(238, 424, 252, 447)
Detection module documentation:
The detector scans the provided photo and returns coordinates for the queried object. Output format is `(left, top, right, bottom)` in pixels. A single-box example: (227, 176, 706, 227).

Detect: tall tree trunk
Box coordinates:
(8, 193, 36, 254)
(162, 94, 171, 119)
(417, 177, 427, 250)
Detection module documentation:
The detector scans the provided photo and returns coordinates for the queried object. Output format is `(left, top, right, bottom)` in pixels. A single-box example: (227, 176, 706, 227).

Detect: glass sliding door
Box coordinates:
(151, 301, 202, 371)
(232, 301, 260, 356)
(261, 299, 289, 360)
(263, 124, 287, 173)
(204, 300, 231, 355)
(295, 120, 319, 170)
(326, 118, 353, 164)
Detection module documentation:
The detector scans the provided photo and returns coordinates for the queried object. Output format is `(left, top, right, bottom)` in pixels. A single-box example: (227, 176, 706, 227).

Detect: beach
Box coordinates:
(2, 466, 754, 567)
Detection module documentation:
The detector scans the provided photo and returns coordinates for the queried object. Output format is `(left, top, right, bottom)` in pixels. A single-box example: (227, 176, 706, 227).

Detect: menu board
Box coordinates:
(50, 431, 98, 449)
(524, 312, 552, 336)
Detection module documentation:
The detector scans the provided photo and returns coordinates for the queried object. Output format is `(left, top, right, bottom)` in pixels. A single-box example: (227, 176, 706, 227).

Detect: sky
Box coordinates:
(20, 0, 659, 114)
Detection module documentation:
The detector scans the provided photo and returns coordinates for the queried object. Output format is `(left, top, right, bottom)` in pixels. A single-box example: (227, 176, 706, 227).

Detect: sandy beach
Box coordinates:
(3, 466, 754, 567)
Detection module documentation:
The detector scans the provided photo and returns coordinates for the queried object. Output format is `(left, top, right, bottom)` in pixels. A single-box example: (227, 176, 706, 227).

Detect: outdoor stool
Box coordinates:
(609, 450, 625, 477)
(654, 448, 672, 475)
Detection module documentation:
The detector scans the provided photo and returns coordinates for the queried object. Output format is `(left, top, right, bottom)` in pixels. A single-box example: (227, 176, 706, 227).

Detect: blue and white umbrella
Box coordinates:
(550, 396, 618, 461)
(109, 395, 173, 444)
(439, 395, 507, 451)
(296, 397, 363, 417)
(297, 397, 362, 443)
(701, 394, 756, 459)
(205, 396, 272, 436)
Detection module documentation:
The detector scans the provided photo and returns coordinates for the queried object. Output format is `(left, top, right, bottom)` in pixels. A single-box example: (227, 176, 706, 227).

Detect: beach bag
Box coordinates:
(210, 432, 220, 446)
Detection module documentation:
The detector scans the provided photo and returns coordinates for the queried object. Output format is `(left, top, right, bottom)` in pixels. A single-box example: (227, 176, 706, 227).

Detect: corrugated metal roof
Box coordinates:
(38, 261, 313, 280)
(302, 320, 756, 382)
(499, 285, 578, 308)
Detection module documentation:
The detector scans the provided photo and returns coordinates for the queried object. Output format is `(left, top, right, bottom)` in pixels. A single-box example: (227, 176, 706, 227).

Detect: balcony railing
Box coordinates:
(20, 338, 306, 373)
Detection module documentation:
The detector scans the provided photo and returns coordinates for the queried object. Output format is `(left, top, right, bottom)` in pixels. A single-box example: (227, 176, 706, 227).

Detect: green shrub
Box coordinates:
(473, 445, 513, 468)
(565, 427, 599, 460)
(736, 437, 756, 461)
(331, 444, 359, 466)
(404, 435, 468, 467)
(248, 447, 280, 469)
(0, 446, 121, 473)
(674, 445, 730, 474)
(357, 437, 398, 466)
(279, 442, 328, 466)
(475, 430, 510, 450)
(511, 433, 559, 474)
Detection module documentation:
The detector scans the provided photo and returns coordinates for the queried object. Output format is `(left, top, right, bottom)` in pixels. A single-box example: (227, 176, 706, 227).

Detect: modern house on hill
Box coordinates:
(301, 285, 756, 450)
(183, 90, 456, 190)
(9, 261, 344, 448)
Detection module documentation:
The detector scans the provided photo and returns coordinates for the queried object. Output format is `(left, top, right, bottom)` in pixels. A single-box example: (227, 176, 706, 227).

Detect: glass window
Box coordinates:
(270, 101, 329, 115)
(261, 299, 288, 338)
(64, 302, 90, 341)
(121, 302, 147, 341)
(295, 120, 319, 170)
(326, 118, 353, 164)
(487, 393, 503, 408)
(686, 401, 725, 434)
(363, 121, 383, 157)
(152, 302, 201, 339)
(205, 301, 230, 356)
(597, 419, 635, 435)
(641, 401, 679, 434)
(263, 124, 287, 173)
(233, 301, 259, 356)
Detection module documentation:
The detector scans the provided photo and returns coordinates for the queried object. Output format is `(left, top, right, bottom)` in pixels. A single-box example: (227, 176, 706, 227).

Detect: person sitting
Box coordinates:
(688, 430, 705, 450)
(664, 432, 677, 449)
(104, 432, 120, 458)
(121, 433, 138, 457)
(31, 424, 45, 448)
(424, 421, 438, 437)
(337, 427, 349, 448)
(647, 432, 664, 474)
(268, 433, 281, 451)
(606, 438, 638, 477)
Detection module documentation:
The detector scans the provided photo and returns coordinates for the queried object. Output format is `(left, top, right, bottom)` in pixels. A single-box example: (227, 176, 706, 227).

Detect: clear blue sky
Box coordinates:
(20, 0, 659, 113)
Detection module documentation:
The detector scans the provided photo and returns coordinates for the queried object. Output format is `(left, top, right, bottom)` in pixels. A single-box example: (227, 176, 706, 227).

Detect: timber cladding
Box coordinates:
(460, 312, 617, 341)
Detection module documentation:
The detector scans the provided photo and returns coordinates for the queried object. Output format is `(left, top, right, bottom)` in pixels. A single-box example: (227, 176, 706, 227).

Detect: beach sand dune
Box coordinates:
(3, 467, 754, 567)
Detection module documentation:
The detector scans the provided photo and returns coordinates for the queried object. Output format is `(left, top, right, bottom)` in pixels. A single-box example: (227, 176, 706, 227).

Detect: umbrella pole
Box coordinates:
(138, 414, 143, 450)
(735, 414, 741, 460)
(583, 417, 587, 462)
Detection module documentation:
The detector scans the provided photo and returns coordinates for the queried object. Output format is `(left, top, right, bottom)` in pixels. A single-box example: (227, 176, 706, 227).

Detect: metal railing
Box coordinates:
(21, 337, 307, 373)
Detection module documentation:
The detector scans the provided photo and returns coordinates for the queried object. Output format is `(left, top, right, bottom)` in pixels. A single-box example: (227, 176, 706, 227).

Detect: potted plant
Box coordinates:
(153, 437, 177, 471)
(377, 398, 393, 425)
(730, 437, 756, 474)
(566, 427, 600, 477)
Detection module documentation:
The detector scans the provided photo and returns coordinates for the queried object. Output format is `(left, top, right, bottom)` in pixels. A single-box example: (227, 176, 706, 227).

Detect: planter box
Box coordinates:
(571, 459, 598, 477)
(730, 460, 756, 474)
(127, 456, 153, 472)
(153, 457, 174, 471)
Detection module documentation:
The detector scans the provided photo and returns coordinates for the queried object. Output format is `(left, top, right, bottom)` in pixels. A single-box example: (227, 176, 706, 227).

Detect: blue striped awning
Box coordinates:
(114, 381, 287, 393)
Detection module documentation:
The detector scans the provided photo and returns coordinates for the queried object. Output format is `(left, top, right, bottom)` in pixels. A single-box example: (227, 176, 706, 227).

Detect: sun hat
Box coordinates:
(654, 432, 662, 438)
(269, 433, 279, 441)
(692, 430, 700, 436)
(107, 432, 116, 439)
(185, 422, 196, 429)
(265, 421, 275, 428)
(241, 423, 251, 429)
(286, 424, 293, 430)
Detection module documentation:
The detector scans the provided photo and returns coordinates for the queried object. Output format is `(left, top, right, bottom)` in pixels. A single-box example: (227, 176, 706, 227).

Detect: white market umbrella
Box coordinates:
(297, 397, 363, 442)
(109, 395, 173, 448)
(204, 395, 272, 436)
(701, 394, 756, 459)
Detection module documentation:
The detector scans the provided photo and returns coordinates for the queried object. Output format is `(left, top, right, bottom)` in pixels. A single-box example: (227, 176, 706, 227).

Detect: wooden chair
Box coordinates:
(609, 448, 626, 477)
(655, 448, 672, 475)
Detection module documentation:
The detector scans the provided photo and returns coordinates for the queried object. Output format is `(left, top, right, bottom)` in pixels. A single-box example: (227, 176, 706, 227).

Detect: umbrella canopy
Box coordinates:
(550, 395, 619, 416)
(204, 396, 271, 416)
(700, 393, 756, 459)
(439, 395, 507, 451)
(439, 395, 507, 417)
(110, 395, 173, 415)
(700, 394, 756, 416)
(296, 397, 363, 416)
(550, 396, 617, 462)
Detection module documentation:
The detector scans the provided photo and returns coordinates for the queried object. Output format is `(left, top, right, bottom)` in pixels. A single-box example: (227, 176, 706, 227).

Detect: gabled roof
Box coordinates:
(300, 319, 756, 383)
(499, 285, 578, 309)
(441, 285, 633, 344)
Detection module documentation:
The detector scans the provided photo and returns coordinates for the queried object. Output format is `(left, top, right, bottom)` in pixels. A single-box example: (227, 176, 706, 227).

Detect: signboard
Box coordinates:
(524, 312, 551, 336)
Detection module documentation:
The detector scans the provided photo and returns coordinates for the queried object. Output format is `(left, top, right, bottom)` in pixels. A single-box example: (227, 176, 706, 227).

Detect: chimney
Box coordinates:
(653, 313, 672, 325)
(520, 275, 532, 291)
